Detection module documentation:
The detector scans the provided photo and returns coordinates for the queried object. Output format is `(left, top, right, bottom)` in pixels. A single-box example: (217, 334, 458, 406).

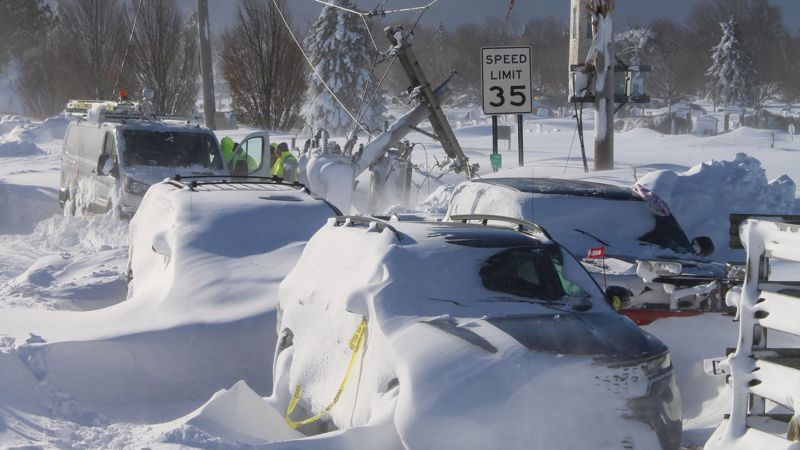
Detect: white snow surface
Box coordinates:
(0, 108, 798, 448)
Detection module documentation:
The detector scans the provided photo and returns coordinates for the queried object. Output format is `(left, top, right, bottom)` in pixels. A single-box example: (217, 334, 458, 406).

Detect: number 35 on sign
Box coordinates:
(481, 46, 533, 115)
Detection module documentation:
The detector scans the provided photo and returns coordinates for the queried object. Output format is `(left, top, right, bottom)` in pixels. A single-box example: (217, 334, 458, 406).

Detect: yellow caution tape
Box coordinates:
(284, 319, 368, 429)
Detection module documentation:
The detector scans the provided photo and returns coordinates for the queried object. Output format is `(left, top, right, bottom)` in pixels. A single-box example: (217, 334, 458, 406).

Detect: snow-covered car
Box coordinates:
(128, 177, 341, 302)
(272, 216, 681, 449)
(445, 178, 726, 310)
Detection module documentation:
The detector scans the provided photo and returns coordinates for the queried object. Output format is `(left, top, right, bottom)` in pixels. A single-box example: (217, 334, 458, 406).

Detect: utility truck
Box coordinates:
(59, 96, 228, 217)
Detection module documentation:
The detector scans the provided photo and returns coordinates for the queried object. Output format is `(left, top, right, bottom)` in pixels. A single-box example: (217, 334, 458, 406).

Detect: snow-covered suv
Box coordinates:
(445, 178, 726, 312)
(271, 216, 681, 449)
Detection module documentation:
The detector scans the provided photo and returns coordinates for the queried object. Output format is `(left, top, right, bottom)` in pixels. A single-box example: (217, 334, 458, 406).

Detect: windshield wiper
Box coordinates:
(574, 228, 610, 247)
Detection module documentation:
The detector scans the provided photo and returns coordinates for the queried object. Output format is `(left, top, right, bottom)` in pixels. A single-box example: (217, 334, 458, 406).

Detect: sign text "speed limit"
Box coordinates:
(481, 46, 533, 115)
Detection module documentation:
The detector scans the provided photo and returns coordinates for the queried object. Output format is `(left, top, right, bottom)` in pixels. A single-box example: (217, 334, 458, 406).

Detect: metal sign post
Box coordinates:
(790, 124, 796, 142)
(491, 116, 500, 172)
(481, 46, 533, 172)
(517, 114, 524, 167)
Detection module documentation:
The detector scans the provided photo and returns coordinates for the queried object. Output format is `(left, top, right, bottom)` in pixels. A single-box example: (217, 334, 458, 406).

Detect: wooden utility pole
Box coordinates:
(590, 0, 614, 171)
(197, 0, 216, 130)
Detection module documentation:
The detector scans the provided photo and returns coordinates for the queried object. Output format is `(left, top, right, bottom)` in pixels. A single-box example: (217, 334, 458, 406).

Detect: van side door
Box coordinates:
(60, 125, 81, 206)
(90, 131, 118, 212)
(236, 131, 271, 177)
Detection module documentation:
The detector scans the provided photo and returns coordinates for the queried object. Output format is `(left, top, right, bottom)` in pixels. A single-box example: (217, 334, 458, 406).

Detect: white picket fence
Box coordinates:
(706, 219, 800, 449)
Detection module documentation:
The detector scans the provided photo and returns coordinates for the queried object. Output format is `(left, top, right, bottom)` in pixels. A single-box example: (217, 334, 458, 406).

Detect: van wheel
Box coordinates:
(63, 192, 77, 217)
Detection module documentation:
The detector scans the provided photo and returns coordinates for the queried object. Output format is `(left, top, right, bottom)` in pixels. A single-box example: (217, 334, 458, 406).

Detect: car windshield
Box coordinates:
(480, 246, 592, 302)
(122, 130, 223, 169)
(515, 196, 696, 257)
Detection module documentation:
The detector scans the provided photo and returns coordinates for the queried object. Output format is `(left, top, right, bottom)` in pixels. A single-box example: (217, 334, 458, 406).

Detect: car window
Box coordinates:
(480, 246, 590, 302)
(242, 137, 264, 170)
(122, 130, 223, 169)
(512, 195, 696, 258)
(638, 214, 695, 254)
(103, 132, 116, 157)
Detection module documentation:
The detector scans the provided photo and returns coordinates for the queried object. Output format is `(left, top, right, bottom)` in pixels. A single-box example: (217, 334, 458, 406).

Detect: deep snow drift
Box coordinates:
(0, 109, 798, 448)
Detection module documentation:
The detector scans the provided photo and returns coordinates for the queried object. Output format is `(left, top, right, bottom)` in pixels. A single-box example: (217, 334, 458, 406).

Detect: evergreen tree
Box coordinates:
(0, 0, 52, 76)
(302, 0, 385, 136)
(707, 17, 753, 108)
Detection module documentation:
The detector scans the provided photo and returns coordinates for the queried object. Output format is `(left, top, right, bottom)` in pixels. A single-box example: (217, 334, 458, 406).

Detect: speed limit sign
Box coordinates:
(481, 46, 533, 115)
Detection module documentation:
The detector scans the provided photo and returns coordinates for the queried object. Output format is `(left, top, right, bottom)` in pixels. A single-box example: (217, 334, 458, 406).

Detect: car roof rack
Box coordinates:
(166, 175, 310, 193)
(333, 215, 401, 240)
(449, 214, 552, 240)
(63, 99, 201, 125)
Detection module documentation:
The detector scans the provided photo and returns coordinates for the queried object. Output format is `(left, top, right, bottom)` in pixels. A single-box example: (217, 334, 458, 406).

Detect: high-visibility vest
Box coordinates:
(270, 150, 297, 178)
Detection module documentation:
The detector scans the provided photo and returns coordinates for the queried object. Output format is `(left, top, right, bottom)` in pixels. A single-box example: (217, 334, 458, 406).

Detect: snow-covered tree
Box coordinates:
(707, 17, 753, 109)
(302, 0, 386, 136)
(615, 26, 652, 65)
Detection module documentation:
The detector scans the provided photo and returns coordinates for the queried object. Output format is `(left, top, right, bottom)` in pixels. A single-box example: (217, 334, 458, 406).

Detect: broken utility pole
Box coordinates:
(589, 0, 614, 171)
(197, 0, 216, 130)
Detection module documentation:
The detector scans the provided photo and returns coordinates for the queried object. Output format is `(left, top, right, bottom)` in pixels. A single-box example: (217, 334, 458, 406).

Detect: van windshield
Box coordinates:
(122, 130, 223, 169)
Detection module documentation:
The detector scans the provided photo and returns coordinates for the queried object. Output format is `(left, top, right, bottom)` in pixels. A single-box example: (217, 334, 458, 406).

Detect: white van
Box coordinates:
(59, 100, 230, 217)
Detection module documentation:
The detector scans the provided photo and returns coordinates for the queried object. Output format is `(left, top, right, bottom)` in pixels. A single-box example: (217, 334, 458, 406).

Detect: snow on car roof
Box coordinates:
(476, 177, 642, 201)
(94, 119, 214, 135)
(388, 218, 554, 248)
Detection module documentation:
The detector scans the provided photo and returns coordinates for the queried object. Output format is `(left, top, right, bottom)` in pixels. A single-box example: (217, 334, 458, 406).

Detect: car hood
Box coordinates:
(484, 312, 667, 363)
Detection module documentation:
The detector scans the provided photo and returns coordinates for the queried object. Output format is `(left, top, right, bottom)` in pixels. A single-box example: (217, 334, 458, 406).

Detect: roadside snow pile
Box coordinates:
(0, 115, 31, 134)
(32, 115, 69, 141)
(0, 182, 59, 235)
(693, 126, 774, 148)
(163, 381, 301, 447)
(638, 153, 798, 260)
(1, 210, 129, 309)
(32, 209, 129, 251)
(0, 125, 44, 157)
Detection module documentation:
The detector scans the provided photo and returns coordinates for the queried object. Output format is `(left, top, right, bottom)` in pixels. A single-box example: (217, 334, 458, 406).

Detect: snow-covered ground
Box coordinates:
(0, 109, 798, 448)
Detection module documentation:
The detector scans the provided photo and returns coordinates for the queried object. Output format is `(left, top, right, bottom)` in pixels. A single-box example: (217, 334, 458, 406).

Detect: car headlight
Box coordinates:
(124, 178, 150, 195)
(726, 262, 746, 281)
(636, 260, 682, 282)
(641, 352, 671, 378)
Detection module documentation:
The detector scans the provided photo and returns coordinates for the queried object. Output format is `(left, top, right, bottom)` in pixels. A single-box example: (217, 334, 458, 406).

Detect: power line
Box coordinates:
(112, 0, 144, 98)
(313, 0, 438, 18)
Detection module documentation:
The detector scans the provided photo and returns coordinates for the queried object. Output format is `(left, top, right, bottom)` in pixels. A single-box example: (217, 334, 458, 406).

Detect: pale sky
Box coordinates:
(177, 0, 800, 35)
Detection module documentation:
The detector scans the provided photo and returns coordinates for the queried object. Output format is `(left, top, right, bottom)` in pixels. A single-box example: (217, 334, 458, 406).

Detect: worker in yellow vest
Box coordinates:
(270, 142, 298, 182)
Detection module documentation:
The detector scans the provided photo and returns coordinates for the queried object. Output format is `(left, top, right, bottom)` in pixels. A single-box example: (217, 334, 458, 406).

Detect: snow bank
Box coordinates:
(694, 126, 775, 148)
(0, 115, 31, 135)
(638, 153, 799, 261)
(0, 126, 44, 157)
(165, 381, 301, 446)
(0, 182, 59, 235)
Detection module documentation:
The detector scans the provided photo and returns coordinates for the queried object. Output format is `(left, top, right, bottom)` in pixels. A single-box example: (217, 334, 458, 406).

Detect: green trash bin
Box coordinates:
(490, 153, 502, 172)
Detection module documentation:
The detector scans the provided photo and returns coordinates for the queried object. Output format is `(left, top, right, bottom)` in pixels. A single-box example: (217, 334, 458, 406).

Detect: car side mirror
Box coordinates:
(605, 286, 632, 311)
(97, 154, 115, 177)
(692, 236, 715, 257)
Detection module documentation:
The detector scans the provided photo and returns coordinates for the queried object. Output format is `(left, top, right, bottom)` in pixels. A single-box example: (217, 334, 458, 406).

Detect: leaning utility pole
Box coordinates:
(589, 0, 614, 170)
(197, 0, 216, 130)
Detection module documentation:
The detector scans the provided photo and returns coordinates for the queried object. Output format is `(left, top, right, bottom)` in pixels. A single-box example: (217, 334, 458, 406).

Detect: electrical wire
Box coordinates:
(350, 53, 381, 136)
(361, 15, 382, 54)
(563, 123, 579, 175)
(272, 0, 373, 137)
(313, 0, 437, 17)
(112, 0, 144, 98)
